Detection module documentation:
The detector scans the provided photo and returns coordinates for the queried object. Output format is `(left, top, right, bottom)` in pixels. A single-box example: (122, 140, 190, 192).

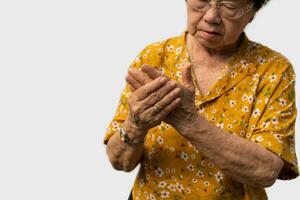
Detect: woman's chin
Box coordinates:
(196, 36, 223, 50)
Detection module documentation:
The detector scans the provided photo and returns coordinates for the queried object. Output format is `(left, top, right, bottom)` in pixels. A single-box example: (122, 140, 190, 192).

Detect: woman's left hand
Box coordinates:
(126, 64, 199, 132)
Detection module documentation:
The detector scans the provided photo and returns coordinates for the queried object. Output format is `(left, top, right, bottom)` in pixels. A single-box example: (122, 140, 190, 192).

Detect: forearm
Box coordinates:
(175, 114, 284, 187)
(106, 118, 146, 172)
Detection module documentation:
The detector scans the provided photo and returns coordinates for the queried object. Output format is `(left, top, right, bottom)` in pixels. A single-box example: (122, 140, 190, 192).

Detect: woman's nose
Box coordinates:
(203, 6, 222, 25)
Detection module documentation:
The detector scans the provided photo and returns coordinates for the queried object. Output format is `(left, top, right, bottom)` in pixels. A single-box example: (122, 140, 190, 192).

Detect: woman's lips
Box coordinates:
(200, 29, 221, 40)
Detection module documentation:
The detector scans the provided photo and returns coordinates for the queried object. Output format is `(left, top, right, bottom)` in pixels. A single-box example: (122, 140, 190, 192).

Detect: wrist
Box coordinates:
(122, 118, 147, 143)
(174, 110, 202, 135)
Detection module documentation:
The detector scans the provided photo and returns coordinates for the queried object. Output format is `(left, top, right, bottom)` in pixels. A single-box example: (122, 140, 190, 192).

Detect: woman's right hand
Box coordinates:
(125, 75, 182, 136)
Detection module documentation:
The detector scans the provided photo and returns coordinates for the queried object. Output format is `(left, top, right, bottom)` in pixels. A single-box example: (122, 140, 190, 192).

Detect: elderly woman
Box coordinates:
(104, 0, 299, 199)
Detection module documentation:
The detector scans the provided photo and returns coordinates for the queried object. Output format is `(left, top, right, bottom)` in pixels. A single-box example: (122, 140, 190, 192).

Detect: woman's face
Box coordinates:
(186, 0, 255, 51)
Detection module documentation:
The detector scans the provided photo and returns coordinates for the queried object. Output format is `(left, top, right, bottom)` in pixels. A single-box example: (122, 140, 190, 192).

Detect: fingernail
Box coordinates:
(159, 77, 167, 83)
(175, 88, 181, 93)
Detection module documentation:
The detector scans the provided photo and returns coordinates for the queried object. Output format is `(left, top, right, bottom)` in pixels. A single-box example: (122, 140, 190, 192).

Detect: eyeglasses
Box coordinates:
(186, 0, 254, 20)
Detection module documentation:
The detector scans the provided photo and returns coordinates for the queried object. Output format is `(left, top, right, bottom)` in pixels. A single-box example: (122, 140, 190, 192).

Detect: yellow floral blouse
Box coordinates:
(104, 31, 299, 200)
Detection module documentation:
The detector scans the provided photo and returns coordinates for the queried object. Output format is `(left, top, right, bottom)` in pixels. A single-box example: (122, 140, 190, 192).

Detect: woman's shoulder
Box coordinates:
(248, 38, 292, 67)
(245, 38, 295, 78)
(141, 32, 186, 54)
(246, 39, 296, 89)
(130, 32, 186, 68)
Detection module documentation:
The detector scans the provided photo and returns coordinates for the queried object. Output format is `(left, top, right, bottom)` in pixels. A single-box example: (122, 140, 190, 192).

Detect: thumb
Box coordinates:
(182, 63, 195, 92)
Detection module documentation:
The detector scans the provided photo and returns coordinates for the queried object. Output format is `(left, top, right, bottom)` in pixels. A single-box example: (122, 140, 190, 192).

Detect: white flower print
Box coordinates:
(242, 94, 248, 101)
(269, 73, 277, 82)
(253, 108, 261, 118)
(275, 134, 282, 140)
(197, 170, 205, 178)
(211, 116, 216, 121)
(157, 136, 164, 145)
(112, 121, 119, 128)
(175, 46, 182, 55)
(139, 179, 145, 187)
(175, 63, 181, 69)
(230, 71, 237, 78)
(279, 98, 287, 107)
(216, 123, 224, 129)
(165, 168, 170, 173)
(187, 164, 195, 171)
(155, 167, 164, 177)
(166, 44, 174, 52)
(171, 168, 176, 173)
(148, 193, 156, 200)
(216, 87, 222, 94)
(146, 173, 151, 179)
(151, 147, 157, 153)
(185, 188, 191, 193)
(192, 178, 198, 183)
(264, 98, 269, 104)
(208, 163, 214, 168)
(212, 109, 217, 114)
(271, 117, 278, 125)
(261, 121, 270, 128)
(194, 146, 200, 153)
(158, 181, 167, 188)
(167, 184, 176, 192)
(199, 107, 205, 113)
(247, 95, 254, 103)
(180, 152, 189, 161)
(176, 71, 182, 78)
(240, 130, 245, 136)
(160, 190, 169, 198)
(256, 99, 262, 104)
(229, 100, 236, 107)
(134, 56, 141, 62)
(290, 146, 295, 153)
(176, 183, 184, 192)
(282, 72, 287, 80)
(215, 171, 224, 182)
(257, 56, 266, 64)
(255, 135, 264, 142)
(268, 105, 273, 110)
(240, 60, 248, 68)
(201, 160, 206, 166)
(242, 106, 249, 113)
(227, 124, 233, 129)
(204, 181, 210, 187)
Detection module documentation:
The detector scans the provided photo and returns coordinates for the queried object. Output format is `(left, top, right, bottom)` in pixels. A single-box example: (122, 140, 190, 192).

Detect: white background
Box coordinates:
(0, 0, 299, 199)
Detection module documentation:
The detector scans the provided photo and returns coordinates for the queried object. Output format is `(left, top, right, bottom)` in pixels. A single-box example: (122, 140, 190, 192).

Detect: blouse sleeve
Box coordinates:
(103, 42, 165, 144)
(251, 63, 299, 180)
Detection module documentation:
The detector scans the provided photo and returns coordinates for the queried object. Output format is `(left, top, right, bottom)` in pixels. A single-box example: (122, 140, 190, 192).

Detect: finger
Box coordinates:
(141, 64, 169, 80)
(156, 97, 181, 119)
(141, 80, 178, 110)
(144, 86, 181, 116)
(182, 63, 195, 92)
(154, 87, 181, 112)
(135, 77, 168, 101)
(126, 74, 142, 90)
(128, 67, 152, 85)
